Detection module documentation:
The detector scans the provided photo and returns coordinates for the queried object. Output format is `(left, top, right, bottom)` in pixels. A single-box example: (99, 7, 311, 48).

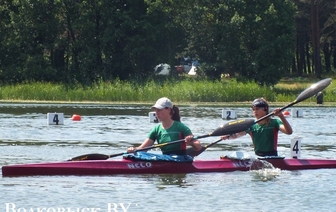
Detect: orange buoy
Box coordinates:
(283, 110, 290, 116)
(72, 114, 81, 121)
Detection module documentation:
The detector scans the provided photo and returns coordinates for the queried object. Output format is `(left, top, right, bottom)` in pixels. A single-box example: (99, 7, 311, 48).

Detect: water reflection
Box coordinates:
(153, 174, 189, 189)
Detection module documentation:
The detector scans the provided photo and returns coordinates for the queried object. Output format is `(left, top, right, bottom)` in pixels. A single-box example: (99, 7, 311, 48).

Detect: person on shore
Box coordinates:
(221, 98, 293, 157)
(127, 97, 202, 155)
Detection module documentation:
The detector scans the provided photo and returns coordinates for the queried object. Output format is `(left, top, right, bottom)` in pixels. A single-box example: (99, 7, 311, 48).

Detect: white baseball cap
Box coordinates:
(151, 97, 173, 109)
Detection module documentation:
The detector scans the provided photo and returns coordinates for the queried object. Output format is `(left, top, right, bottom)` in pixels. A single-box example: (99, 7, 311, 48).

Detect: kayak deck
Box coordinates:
(2, 159, 247, 177)
(3, 157, 336, 177)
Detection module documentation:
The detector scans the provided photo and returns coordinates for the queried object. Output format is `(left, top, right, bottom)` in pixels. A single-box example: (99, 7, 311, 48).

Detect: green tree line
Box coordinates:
(0, 0, 335, 86)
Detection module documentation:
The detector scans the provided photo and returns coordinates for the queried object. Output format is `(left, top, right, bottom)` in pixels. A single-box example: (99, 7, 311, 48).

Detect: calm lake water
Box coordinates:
(1, 103, 336, 212)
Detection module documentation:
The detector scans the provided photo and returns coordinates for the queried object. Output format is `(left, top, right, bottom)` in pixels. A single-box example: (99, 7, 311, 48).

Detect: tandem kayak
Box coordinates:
(3, 156, 336, 177)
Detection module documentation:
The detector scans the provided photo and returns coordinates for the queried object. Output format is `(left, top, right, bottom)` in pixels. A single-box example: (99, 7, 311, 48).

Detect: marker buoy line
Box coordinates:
(72, 114, 81, 121)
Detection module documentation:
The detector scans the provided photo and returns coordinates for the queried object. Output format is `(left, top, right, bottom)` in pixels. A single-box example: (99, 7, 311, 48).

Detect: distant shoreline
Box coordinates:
(0, 100, 334, 107)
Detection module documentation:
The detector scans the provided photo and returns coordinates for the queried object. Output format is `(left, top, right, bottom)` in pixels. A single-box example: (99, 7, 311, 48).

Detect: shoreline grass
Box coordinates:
(0, 78, 335, 106)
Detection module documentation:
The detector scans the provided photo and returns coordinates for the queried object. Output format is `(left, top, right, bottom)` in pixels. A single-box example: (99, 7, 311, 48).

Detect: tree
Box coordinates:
(170, 0, 296, 85)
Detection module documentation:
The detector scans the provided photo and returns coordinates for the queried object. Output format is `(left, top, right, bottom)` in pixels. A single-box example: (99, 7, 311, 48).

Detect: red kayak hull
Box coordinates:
(3, 158, 336, 177)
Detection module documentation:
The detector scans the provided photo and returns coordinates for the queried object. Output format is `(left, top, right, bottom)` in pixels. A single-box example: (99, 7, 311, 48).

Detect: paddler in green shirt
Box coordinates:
(221, 98, 293, 157)
(127, 97, 202, 155)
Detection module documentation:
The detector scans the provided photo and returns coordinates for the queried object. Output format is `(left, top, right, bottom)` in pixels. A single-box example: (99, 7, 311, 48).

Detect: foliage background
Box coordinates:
(0, 0, 335, 87)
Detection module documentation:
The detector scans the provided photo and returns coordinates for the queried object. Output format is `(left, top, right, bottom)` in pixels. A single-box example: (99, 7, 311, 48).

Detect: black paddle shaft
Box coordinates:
(67, 121, 248, 161)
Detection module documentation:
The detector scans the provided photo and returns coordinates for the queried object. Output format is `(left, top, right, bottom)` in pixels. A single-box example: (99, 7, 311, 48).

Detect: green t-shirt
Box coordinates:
(148, 121, 192, 154)
(246, 119, 282, 153)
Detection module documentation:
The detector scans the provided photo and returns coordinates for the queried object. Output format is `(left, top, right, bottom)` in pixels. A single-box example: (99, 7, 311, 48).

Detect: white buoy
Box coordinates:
(222, 109, 237, 120)
(149, 112, 159, 123)
(47, 113, 64, 125)
(290, 138, 302, 158)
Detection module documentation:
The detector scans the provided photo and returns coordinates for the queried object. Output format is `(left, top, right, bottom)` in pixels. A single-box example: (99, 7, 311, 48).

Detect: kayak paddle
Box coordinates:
(187, 77, 332, 157)
(67, 119, 255, 161)
(252, 77, 332, 124)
